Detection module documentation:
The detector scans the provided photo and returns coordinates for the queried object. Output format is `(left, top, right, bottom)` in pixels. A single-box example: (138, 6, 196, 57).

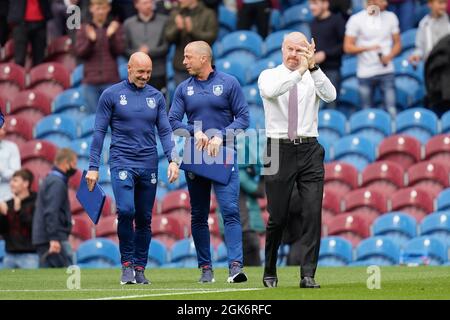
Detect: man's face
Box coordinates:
(368, 0, 388, 11)
(183, 46, 204, 76)
(135, 0, 153, 16)
(90, 3, 110, 21)
(128, 61, 152, 88)
(429, 0, 448, 17)
(309, 0, 327, 17)
(179, 0, 194, 9)
(282, 39, 307, 71)
(10, 176, 29, 196)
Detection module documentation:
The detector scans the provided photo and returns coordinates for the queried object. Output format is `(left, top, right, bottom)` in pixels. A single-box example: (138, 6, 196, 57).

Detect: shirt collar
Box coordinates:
(126, 79, 145, 91)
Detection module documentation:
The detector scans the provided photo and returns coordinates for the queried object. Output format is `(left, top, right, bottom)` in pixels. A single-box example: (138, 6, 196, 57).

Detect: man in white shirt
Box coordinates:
(0, 124, 21, 202)
(258, 32, 336, 289)
(344, 0, 402, 117)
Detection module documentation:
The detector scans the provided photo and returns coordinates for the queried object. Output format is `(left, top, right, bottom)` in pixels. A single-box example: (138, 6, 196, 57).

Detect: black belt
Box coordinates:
(268, 137, 317, 145)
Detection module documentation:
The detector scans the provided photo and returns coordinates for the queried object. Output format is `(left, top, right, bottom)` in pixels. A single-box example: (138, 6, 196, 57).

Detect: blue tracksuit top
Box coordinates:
(168, 69, 249, 139)
(89, 79, 175, 170)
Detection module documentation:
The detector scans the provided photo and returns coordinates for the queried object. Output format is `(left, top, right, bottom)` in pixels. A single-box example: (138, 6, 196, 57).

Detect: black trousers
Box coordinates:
(263, 138, 324, 278)
(13, 21, 47, 67)
(237, 1, 271, 39)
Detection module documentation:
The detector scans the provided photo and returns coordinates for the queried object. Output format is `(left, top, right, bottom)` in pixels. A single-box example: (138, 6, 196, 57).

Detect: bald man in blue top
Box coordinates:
(86, 52, 179, 285)
(169, 41, 249, 283)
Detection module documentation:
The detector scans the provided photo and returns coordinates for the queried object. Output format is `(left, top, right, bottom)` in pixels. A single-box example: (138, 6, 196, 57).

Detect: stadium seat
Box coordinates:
(318, 109, 347, 143)
(45, 35, 76, 72)
(69, 138, 92, 171)
(283, 4, 313, 28)
(343, 188, 388, 217)
(71, 64, 83, 88)
(395, 108, 439, 144)
(3, 115, 33, 148)
(377, 135, 422, 169)
(28, 62, 71, 100)
(69, 215, 94, 251)
(20, 139, 58, 166)
(52, 88, 88, 121)
(220, 31, 263, 61)
(333, 135, 376, 172)
(442, 110, 450, 133)
(270, 9, 282, 31)
(318, 137, 333, 162)
(337, 80, 360, 115)
(218, 5, 237, 34)
(326, 214, 370, 247)
(76, 238, 121, 267)
(152, 214, 185, 241)
(79, 114, 96, 138)
(242, 85, 263, 107)
(324, 162, 359, 195)
(263, 29, 296, 58)
(0, 63, 26, 100)
(424, 134, 450, 169)
(318, 236, 353, 266)
(393, 56, 424, 84)
(68, 169, 83, 190)
(215, 57, 248, 86)
(354, 236, 400, 265)
(437, 188, 450, 211)
(161, 190, 191, 214)
(361, 161, 405, 195)
(420, 211, 450, 247)
(349, 108, 392, 145)
(9, 90, 52, 125)
(248, 104, 265, 130)
(390, 187, 435, 222)
(372, 212, 417, 248)
(406, 161, 449, 197)
(247, 58, 280, 85)
(148, 239, 167, 267)
(68, 188, 84, 215)
(322, 188, 342, 217)
(340, 57, 357, 80)
(400, 28, 417, 53)
(0, 95, 6, 115)
(402, 236, 447, 265)
(34, 114, 78, 148)
(170, 238, 214, 267)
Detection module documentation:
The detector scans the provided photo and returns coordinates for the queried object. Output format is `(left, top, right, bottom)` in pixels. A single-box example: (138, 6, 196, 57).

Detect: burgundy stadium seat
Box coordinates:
(0, 95, 7, 115)
(95, 215, 118, 238)
(322, 187, 342, 216)
(390, 187, 435, 222)
(20, 139, 58, 165)
(28, 62, 71, 100)
(69, 188, 84, 215)
(68, 169, 83, 190)
(152, 215, 184, 241)
(3, 115, 33, 148)
(361, 160, 405, 196)
(324, 161, 359, 195)
(0, 63, 26, 100)
(208, 213, 221, 238)
(406, 161, 449, 197)
(45, 36, 76, 73)
(326, 213, 370, 247)
(377, 135, 422, 169)
(425, 134, 450, 170)
(69, 214, 94, 250)
(161, 189, 191, 214)
(9, 90, 52, 125)
(23, 162, 52, 192)
(343, 188, 389, 215)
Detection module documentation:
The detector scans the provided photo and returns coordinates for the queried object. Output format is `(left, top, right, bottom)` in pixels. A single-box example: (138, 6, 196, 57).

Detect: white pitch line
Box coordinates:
(0, 288, 223, 293)
(89, 288, 264, 300)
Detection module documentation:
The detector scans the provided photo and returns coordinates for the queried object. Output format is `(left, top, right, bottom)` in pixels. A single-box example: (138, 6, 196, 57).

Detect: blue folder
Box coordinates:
(76, 170, 106, 225)
(180, 138, 235, 185)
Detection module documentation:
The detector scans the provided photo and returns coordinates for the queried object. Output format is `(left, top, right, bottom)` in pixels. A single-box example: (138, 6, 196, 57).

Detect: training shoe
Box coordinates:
(199, 265, 215, 283)
(135, 267, 150, 285)
(227, 262, 248, 283)
(120, 262, 136, 285)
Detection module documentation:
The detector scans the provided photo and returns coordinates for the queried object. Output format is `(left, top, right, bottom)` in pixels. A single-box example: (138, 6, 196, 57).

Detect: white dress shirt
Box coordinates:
(258, 63, 336, 139)
(0, 139, 21, 201)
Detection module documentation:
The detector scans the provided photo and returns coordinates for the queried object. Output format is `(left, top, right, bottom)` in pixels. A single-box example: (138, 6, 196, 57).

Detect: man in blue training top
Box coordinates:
(168, 41, 250, 283)
(85, 52, 179, 285)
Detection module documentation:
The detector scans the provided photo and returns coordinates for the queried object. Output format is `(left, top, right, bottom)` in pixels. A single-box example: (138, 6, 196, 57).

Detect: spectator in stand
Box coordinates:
(0, 169, 38, 269)
(236, 0, 279, 39)
(75, 0, 125, 114)
(310, 0, 346, 108)
(112, 0, 137, 22)
(0, 124, 21, 202)
(8, 0, 52, 67)
(124, 0, 169, 92)
(32, 148, 78, 268)
(409, 0, 450, 64)
(329, 0, 352, 21)
(388, 0, 416, 33)
(165, 0, 218, 85)
(47, 0, 83, 42)
(344, 0, 402, 117)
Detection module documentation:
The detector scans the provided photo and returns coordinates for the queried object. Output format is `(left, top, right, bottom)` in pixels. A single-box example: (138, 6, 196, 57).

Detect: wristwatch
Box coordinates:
(309, 64, 320, 72)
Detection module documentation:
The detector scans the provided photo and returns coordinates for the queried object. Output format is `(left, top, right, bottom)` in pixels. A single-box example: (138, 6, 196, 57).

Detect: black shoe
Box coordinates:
(262, 276, 278, 288)
(300, 277, 320, 288)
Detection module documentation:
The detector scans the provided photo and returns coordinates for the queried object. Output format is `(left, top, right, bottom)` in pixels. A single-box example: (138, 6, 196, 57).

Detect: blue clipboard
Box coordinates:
(179, 138, 235, 185)
(76, 170, 106, 225)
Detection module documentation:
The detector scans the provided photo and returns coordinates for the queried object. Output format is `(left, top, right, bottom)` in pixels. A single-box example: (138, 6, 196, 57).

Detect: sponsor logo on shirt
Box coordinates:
(119, 171, 127, 180)
(187, 86, 194, 96)
(151, 173, 157, 184)
(213, 85, 223, 96)
(146, 97, 156, 109)
(120, 95, 127, 105)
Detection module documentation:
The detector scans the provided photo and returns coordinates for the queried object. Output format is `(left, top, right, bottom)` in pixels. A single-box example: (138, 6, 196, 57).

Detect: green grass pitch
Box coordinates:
(1, 266, 450, 300)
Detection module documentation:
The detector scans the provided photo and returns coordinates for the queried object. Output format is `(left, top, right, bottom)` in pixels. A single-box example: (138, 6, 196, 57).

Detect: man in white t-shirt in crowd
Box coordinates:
(0, 123, 21, 202)
(344, 0, 402, 117)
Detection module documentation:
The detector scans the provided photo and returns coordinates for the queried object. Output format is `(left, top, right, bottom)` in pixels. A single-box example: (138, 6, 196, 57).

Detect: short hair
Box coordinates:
(90, 0, 110, 6)
(54, 148, 77, 165)
(12, 169, 34, 189)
